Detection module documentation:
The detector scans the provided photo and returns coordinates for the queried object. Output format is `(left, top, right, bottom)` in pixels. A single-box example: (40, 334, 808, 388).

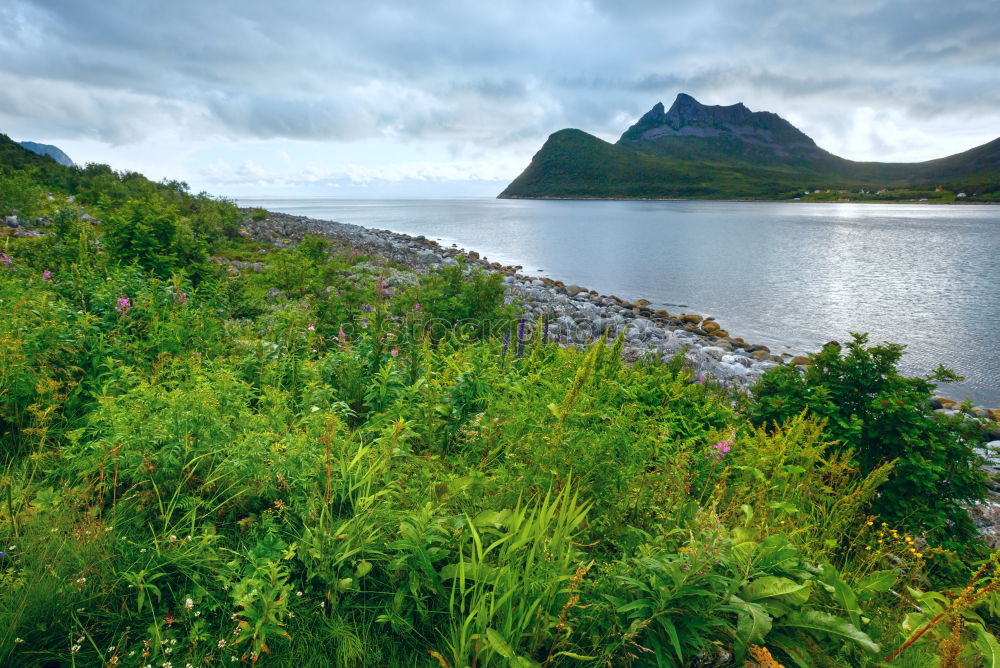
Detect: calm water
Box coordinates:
(237, 197, 1000, 406)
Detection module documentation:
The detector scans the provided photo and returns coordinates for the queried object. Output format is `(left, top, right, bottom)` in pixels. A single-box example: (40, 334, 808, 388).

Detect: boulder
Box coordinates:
(936, 397, 959, 409)
(564, 284, 587, 297)
(751, 350, 771, 361)
(4, 216, 18, 228)
(789, 355, 811, 366)
(701, 320, 721, 334)
(680, 314, 702, 325)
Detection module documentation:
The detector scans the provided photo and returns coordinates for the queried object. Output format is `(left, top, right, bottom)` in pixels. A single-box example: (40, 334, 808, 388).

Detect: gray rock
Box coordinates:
(4, 216, 18, 228)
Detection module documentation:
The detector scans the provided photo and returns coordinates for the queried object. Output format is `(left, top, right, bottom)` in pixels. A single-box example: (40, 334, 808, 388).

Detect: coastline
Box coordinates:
(239, 208, 1000, 415)
(497, 195, 999, 205)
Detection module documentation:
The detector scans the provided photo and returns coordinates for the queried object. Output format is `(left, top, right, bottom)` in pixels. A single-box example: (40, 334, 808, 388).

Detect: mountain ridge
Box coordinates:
(17, 140, 74, 167)
(499, 94, 1000, 200)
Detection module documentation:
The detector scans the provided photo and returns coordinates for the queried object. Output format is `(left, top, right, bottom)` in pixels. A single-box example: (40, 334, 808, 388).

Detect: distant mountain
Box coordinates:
(18, 141, 74, 167)
(499, 94, 1000, 200)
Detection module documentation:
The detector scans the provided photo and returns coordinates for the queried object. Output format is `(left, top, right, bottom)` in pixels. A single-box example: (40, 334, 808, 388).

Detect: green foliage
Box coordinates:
(1, 150, 997, 666)
(402, 260, 515, 340)
(102, 195, 207, 278)
(250, 206, 269, 221)
(749, 334, 988, 551)
(0, 171, 46, 218)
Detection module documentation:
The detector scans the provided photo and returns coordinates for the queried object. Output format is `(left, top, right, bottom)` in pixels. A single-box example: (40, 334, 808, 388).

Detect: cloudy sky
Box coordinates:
(2, 0, 999, 196)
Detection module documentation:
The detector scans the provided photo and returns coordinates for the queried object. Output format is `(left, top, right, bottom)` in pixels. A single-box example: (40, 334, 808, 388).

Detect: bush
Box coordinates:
(749, 333, 988, 551)
(403, 260, 515, 340)
(102, 195, 207, 279)
(250, 207, 268, 221)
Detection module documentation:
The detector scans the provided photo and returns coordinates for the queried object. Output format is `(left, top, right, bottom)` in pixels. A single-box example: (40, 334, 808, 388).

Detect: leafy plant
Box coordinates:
(750, 334, 988, 551)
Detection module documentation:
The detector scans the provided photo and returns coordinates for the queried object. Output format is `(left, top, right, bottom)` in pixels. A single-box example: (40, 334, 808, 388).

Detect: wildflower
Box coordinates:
(414, 301, 421, 311)
(194, 611, 201, 617)
(296, 591, 303, 597)
(711, 439, 733, 459)
(169, 535, 177, 542)
(42, 269, 52, 280)
(14, 638, 22, 644)
(338, 326, 347, 346)
(115, 296, 131, 315)
(0, 252, 12, 267)
(217, 640, 226, 648)
(71, 644, 81, 654)
(185, 598, 194, 609)
(390, 347, 399, 357)
(307, 322, 315, 331)
(163, 661, 172, 667)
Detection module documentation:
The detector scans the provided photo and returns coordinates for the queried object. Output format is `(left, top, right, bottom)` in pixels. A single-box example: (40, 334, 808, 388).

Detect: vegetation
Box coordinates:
(2, 140, 1000, 666)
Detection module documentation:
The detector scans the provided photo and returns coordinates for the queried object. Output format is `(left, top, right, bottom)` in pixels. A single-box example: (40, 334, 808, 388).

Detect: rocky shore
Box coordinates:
(240, 210, 789, 384)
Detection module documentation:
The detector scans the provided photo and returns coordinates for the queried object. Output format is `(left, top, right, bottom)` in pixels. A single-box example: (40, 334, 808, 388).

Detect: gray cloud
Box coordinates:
(1, 0, 998, 163)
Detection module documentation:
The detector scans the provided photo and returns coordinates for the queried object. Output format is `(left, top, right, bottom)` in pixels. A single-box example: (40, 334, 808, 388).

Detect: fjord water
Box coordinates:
(238, 197, 1000, 406)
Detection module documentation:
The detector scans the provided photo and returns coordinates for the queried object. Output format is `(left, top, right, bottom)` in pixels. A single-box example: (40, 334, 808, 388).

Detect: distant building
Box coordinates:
(957, 193, 967, 198)
(935, 186, 944, 192)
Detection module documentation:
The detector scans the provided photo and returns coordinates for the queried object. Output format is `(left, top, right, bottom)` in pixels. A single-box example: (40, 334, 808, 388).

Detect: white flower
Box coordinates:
(185, 598, 194, 609)
(14, 638, 23, 644)
(217, 640, 226, 648)
(71, 644, 81, 653)
(296, 591, 303, 597)
(194, 611, 201, 617)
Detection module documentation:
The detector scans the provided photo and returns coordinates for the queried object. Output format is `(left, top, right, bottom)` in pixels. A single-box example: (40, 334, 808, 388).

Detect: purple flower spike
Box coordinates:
(42, 269, 52, 280)
(115, 296, 131, 315)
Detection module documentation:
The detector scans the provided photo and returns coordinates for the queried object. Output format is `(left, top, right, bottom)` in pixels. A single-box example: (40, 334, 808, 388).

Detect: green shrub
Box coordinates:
(749, 334, 988, 552)
(102, 196, 207, 279)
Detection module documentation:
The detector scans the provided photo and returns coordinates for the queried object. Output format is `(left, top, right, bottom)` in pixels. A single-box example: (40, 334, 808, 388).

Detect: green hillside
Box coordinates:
(499, 95, 1000, 200)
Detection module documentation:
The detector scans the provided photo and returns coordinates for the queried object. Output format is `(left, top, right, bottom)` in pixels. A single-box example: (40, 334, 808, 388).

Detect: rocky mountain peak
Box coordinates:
(663, 93, 753, 127)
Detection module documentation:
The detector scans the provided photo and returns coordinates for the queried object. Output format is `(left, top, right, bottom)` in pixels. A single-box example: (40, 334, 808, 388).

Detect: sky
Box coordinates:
(2, 0, 999, 197)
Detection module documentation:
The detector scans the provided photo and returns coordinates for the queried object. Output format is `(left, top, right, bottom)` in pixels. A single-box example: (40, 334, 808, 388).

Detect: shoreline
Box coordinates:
(240, 208, 1000, 418)
(497, 195, 999, 205)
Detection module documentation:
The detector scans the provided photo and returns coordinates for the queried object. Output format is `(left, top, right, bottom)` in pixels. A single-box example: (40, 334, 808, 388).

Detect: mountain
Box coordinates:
(18, 140, 74, 166)
(499, 94, 1000, 200)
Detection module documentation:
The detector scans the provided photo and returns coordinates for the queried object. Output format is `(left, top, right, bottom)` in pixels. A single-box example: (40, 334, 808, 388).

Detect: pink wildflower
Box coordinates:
(337, 327, 347, 346)
(712, 439, 733, 460)
(0, 252, 12, 267)
(414, 301, 421, 311)
(115, 296, 131, 315)
(42, 269, 52, 280)
(390, 347, 399, 357)
(307, 322, 315, 331)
